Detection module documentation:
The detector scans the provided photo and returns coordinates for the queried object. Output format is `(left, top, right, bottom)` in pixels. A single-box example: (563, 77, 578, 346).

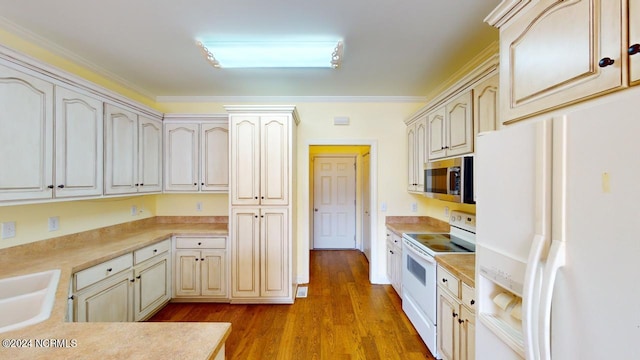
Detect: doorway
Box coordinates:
(312, 155, 357, 249)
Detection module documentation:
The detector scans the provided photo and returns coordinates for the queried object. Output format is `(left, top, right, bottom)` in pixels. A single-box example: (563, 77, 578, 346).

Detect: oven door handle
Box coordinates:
(402, 238, 436, 264)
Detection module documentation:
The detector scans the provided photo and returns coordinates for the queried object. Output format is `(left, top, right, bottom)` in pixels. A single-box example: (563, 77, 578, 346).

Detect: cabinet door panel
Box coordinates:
(134, 254, 170, 321)
(0, 66, 53, 201)
(201, 250, 227, 297)
(428, 108, 446, 160)
(261, 208, 289, 298)
(407, 125, 416, 191)
(164, 123, 199, 191)
(231, 208, 260, 297)
(231, 117, 260, 205)
(105, 104, 138, 194)
(459, 306, 476, 360)
(261, 116, 289, 205)
(174, 250, 201, 297)
(500, 0, 622, 122)
(474, 74, 499, 134)
(76, 272, 133, 322)
(55, 87, 103, 198)
(138, 116, 162, 193)
(437, 288, 459, 360)
(415, 119, 427, 190)
(446, 91, 473, 157)
(631, 0, 640, 85)
(201, 123, 229, 192)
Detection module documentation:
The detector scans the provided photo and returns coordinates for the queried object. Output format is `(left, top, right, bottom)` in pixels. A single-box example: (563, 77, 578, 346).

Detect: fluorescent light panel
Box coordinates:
(197, 40, 343, 68)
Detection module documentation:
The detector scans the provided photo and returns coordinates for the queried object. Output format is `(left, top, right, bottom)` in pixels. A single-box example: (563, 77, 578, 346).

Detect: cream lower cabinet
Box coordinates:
(231, 207, 290, 302)
(173, 236, 228, 300)
(385, 229, 403, 296)
(631, 0, 640, 85)
(436, 264, 476, 360)
(74, 239, 171, 322)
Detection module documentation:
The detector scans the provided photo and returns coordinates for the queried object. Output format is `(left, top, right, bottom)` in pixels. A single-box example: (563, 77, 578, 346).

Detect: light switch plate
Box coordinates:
(2, 221, 16, 239)
(411, 203, 417, 212)
(196, 202, 203, 211)
(131, 205, 138, 216)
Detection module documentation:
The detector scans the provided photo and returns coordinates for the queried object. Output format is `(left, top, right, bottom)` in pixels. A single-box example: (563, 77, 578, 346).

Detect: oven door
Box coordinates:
(402, 239, 437, 322)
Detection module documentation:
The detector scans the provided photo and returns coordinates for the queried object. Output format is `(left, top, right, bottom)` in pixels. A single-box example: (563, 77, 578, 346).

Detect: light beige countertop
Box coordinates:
(0, 217, 231, 360)
(435, 253, 476, 287)
(385, 216, 450, 235)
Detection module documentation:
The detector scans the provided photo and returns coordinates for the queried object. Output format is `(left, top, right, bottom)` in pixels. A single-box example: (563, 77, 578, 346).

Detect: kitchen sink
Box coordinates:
(0, 269, 61, 333)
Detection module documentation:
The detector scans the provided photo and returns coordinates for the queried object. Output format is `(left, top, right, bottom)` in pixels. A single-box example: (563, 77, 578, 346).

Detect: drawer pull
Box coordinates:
(153, 249, 158, 253)
(598, 57, 615, 68)
(198, 242, 202, 246)
(106, 268, 113, 272)
(629, 44, 640, 56)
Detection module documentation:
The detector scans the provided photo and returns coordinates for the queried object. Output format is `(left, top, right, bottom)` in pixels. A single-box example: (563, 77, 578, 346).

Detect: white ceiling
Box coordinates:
(0, 0, 499, 99)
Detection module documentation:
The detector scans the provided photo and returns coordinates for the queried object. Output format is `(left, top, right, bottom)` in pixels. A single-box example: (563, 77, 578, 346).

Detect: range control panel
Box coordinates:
(450, 210, 476, 232)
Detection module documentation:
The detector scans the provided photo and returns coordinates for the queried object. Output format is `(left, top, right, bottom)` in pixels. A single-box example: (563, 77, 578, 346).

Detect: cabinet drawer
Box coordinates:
(175, 236, 226, 249)
(461, 282, 475, 311)
(437, 266, 460, 297)
(134, 238, 171, 265)
(75, 253, 133, 291)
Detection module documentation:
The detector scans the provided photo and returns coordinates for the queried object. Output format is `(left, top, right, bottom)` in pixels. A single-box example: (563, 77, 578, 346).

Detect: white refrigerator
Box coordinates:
(474, 88, 640, 360)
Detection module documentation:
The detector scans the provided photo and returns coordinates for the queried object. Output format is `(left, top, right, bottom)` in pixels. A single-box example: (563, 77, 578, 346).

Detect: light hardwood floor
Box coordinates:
(149, 250, 435, 359)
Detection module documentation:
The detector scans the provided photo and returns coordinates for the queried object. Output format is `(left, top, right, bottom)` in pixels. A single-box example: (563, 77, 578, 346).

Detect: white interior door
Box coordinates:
(362, 152, 371, 261)
(313, 156, 356, 249)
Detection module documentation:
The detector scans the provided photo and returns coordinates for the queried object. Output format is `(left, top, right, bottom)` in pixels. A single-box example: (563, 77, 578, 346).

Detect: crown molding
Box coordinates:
(0, 15, 157, 100)
(163, 113, 228, 122)
(156, 95, 426, 104)
(0, 42, 163, 119)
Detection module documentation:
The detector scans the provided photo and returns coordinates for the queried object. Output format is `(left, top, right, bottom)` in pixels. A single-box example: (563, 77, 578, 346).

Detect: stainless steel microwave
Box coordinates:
(424, 156, 474, 204)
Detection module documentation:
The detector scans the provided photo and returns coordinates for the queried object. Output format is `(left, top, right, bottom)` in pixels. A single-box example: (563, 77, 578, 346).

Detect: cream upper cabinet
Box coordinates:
(105, 104, 162, 195)
(631, 0, 640, 85)
(201, 122, 229, 192)
(54, 87, 104, 198)
(231, 115, 289, 205)
(429, 91, 473, 160)
(164, 123, 199, 192)
(407, 115, 427, 193)
(137, 116, 163, 193)
(473, 73, 499, 135)
(164, 117, 229, 193)
(0, 65, 54, 202)
(488, 0, 624, 123)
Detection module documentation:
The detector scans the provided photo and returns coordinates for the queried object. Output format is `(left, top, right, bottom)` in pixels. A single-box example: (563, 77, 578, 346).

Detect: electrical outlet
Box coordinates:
(444, 206, 450, 217)
(411, 203, 417, 212)
(48, 216, 60, 231)
(1, 221, 16, 239)
(381, 202, 387, 212)
(196, 202, 203, 212)
(131, 205, 138, 216)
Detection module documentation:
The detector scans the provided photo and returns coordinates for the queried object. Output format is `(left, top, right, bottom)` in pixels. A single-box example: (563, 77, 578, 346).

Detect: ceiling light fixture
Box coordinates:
(196, 40, 343, 69)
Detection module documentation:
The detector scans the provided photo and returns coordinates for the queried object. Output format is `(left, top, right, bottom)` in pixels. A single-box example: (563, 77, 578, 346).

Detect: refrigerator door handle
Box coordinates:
(538, 239, 566, 360)
(522, 234, 546, 360)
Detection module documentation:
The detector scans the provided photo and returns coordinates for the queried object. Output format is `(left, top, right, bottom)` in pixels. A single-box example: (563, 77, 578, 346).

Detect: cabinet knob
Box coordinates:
(442, 278, 447, 283)
(452, 312, 458, 318)
(195, 258, 199, 261)
(106, 268, 113, 272)
(140, 183, 144, 186)
(470, 299, 475, 305)
(130, 278, 135, 282)
(47, 185, 54, 189)
(260, 215, 264, 218)
(200, 258, 205, 261)
(153, 249, 158, 253)
(57, 184, 65, 189)
(201, 182, 204, 185)
(194, 183, 197, 186)
(314, 208, 318, 212)
(458, 318, 464, 324)
(135, 183, 139, 186)
(136, 275, 141, 279)
(598, 57, 615, 68)
(629, 44, 640, 56)
(261, 196, 265, 199)
(390, 250, 394, 254)
(443, 146, 449, 149)
(198, 242, 202, 245)
(68, 295, 74, 300)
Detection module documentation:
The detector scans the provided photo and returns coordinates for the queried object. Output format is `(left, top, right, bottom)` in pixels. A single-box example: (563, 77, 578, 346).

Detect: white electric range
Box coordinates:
(401, 211, 476, 359)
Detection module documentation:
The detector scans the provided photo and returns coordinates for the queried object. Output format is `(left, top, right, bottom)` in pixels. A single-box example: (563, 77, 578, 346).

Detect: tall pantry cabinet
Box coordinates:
(226, 105, 299, 304)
